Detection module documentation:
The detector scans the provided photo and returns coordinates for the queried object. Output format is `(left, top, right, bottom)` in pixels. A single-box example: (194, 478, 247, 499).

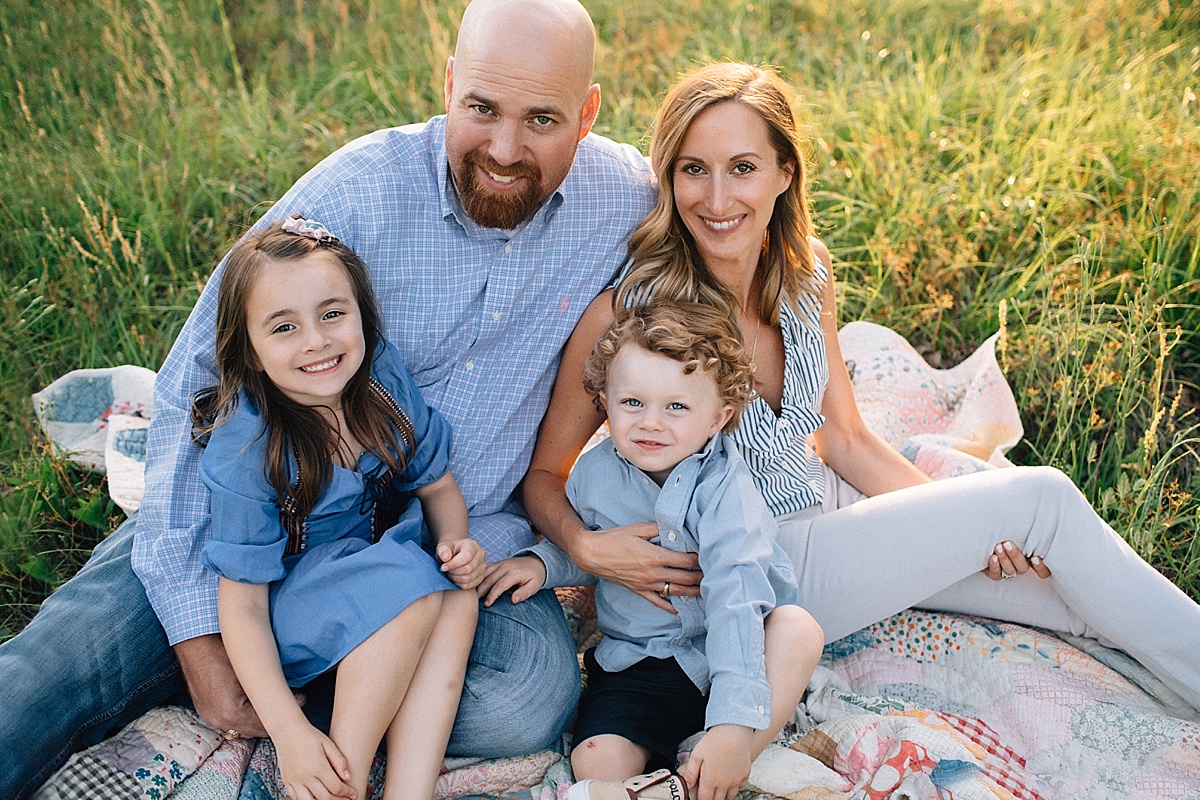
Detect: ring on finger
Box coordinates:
(1001, 572, 1016, 581)
(660, 582, 671, 599)
(223, 729, 241, 741)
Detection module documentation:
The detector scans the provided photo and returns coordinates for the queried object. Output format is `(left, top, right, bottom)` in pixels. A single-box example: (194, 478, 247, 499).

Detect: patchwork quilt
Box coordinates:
(31, 323, 1200, 799)
(35, 605, 1200, 800)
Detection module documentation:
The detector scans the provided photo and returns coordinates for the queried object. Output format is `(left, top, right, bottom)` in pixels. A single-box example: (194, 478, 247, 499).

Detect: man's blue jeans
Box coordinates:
(0, 516, 580, 798)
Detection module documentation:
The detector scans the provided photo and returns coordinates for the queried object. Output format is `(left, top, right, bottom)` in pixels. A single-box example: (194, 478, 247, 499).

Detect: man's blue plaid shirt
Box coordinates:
(132, 115, 655, 643)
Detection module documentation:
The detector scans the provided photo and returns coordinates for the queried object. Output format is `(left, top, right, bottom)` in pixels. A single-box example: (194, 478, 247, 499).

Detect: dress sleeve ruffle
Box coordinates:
(198, 400, 288, 584)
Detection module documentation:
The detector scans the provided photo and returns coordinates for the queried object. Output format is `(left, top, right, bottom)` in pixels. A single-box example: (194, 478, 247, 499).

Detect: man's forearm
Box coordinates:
(173, 633, 270, 738)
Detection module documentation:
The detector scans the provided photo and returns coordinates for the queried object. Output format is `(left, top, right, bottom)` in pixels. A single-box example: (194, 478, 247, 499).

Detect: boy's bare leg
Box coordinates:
(751, 604, 823, 757)
(571, 733, 653, 780)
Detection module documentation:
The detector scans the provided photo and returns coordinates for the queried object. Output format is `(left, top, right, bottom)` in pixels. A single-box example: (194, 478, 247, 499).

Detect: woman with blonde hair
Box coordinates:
(519, 60, 1200, 796)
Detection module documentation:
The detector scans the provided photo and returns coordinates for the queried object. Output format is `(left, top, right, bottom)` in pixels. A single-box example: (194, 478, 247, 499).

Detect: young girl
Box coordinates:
(193, 215, 483, 800)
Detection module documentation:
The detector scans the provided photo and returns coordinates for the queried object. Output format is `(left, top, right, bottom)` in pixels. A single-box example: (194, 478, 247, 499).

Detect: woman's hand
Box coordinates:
(677, 724, 754, 800)
(478, 556, 547, 605)
(571, 521, 701, 613)
(983, 540, 1052, 581)
(437, 538, 487, 590)
(274, 724, 356, 800)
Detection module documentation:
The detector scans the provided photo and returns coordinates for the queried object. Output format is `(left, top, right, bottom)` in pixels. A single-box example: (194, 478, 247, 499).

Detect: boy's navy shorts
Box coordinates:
(572, 646, 708, 770)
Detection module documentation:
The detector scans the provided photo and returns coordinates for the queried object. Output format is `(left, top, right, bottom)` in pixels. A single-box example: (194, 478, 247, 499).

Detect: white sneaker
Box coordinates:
(567, 769, 690, 800)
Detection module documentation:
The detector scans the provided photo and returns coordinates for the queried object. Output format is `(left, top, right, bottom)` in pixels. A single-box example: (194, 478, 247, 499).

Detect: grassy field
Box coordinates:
(1, 0, 1198, 638)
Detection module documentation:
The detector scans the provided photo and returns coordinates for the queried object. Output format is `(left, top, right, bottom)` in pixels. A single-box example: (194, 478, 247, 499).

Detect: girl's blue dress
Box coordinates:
(199, 342, 457, 686)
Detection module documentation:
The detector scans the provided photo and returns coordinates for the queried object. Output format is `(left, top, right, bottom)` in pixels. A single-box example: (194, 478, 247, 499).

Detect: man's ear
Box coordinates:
(577, 84, 601, 142)
(444, 57, 456, 110)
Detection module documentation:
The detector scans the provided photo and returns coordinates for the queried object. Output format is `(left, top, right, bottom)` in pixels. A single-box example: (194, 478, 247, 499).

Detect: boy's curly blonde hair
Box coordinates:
(582, 301, 755, 431)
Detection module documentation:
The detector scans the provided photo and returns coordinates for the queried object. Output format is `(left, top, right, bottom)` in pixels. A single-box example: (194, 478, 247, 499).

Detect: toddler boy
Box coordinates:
(482, 302, 823, 800)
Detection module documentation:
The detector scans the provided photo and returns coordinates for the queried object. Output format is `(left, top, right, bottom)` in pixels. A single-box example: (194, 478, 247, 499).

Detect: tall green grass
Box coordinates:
(2, 0, 1198, 635)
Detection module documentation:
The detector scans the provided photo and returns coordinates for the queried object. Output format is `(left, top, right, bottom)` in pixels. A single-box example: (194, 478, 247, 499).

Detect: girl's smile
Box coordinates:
(299, 355, 344, 373)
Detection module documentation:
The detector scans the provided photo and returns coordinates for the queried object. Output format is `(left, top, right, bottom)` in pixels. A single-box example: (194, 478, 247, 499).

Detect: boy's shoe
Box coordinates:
(567, 769, 690, 800)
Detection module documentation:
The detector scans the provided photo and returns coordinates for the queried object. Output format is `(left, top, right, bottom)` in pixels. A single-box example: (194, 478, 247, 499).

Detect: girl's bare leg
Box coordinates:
(381, 588, 478, 800)
(329, 592, 441, 800)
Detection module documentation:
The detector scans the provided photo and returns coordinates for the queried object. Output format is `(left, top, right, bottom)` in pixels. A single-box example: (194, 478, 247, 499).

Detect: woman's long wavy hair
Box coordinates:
(192, 226, 410, 520)
(616, 62, 817, 325)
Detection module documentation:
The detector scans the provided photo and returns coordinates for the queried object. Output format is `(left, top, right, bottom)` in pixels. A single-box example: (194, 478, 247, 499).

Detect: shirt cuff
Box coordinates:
(704, 674, 773, 731)
(146, 580, 221, 645)
(518, 540, 592, 588)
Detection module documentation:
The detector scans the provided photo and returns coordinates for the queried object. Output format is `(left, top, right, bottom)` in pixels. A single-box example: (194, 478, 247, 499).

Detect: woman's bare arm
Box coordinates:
(810, 240, 1048, 580)
(810, 239, 931, 496)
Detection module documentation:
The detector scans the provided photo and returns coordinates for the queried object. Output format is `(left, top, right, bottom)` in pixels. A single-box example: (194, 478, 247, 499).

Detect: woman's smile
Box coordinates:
(701, 214, 745, 232)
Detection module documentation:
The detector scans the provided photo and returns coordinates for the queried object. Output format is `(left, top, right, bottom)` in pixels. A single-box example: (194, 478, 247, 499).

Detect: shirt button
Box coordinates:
(504, 242, 513, 254)
(492, 311, 502, 322)
(679, 637, 689, 646)
(464, 361, 475, 371)
(756, 704, 765, 715)
(667, 531, 677, 541)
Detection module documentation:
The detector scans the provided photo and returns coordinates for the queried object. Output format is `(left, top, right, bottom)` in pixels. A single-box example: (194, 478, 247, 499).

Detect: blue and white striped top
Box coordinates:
(729, 259, 830, 517)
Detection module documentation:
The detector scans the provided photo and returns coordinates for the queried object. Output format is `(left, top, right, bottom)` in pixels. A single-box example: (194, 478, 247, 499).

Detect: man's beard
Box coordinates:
(455, 151, 544, 230)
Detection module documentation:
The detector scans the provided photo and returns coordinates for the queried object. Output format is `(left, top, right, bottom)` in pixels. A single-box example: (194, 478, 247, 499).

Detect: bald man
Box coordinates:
(0, 0, 655, 795)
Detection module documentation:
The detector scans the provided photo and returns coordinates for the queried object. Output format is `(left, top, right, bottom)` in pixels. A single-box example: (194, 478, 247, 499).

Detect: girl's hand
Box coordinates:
(983, 540, 1052, 581)
(478, 556, 547, 606)
(677, 724, 754, 800)
(436, 538, 486, 590)
(274, 725, 356, 800)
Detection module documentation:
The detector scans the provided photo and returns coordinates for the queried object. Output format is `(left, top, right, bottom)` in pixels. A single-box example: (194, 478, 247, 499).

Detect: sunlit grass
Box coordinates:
(2, 0, 1197, 634)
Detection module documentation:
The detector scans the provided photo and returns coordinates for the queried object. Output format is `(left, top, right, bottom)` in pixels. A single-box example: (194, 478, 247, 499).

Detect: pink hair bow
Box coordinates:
(280, 215, 340, 243)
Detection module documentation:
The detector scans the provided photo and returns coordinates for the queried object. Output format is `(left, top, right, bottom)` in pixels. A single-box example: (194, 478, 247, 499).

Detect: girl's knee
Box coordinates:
(443, 587, 480, 625)
(401, 590, 443, 629)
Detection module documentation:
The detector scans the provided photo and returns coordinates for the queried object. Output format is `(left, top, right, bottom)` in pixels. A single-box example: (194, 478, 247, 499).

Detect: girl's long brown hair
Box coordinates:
(193, 226, 411, 521)
(616, 62, 819, 324)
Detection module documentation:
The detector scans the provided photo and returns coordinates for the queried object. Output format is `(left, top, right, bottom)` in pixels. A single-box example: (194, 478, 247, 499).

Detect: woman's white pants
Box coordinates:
(776, 465, 1200, 711)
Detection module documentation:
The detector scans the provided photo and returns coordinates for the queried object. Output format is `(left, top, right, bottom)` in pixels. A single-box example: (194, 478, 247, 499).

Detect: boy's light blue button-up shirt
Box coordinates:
(132, 115, 655, 643)
(528, 434, 799, 731)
